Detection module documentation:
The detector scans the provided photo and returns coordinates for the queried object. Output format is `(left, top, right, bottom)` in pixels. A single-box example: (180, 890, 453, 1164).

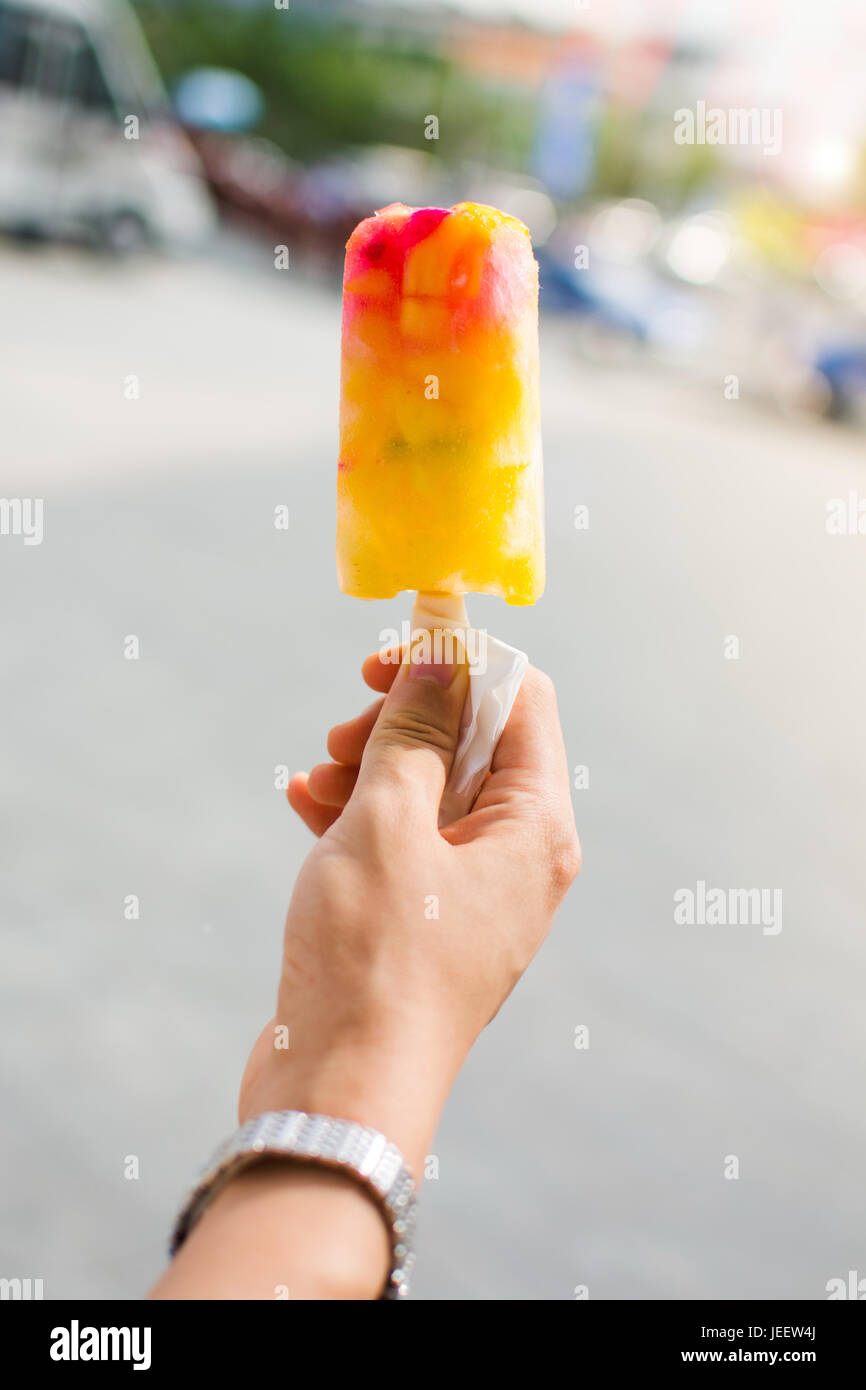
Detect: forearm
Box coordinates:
(149, 1161, 390, 1301)
(151, 1034, 449, 1301)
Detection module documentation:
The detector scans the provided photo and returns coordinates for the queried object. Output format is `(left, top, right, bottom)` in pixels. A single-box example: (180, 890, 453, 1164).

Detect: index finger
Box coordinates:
(443, 666, 576, 845)
(489, 666, 572, 788)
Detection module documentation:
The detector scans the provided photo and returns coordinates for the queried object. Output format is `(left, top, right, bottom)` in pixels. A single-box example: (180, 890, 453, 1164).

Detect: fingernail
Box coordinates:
(407, 631, 464, 686)
(409, 657, 457, 686)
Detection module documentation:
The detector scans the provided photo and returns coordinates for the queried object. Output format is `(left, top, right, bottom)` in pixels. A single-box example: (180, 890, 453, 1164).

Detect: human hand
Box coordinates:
(240, 637, 580, 1176)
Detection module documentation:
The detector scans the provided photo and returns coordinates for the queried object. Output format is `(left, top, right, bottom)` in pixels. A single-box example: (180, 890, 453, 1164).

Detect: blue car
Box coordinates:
(813, 344, 866, 419)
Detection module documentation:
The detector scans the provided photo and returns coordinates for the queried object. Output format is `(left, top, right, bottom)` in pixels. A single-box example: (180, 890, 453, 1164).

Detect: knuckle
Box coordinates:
(540, 798, 581, 896)
(375, 707, 456, 758)
(350, 781, 427, 851)
(550, 830, 582, 894)
(517, 785, 581, 900)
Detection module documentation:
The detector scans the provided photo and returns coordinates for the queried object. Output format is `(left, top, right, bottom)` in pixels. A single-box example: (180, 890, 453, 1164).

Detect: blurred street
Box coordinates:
(2, 238, 864, 1299)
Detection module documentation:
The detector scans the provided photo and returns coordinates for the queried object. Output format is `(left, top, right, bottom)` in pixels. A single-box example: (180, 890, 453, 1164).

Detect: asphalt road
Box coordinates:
(1, 238, 864, 1300)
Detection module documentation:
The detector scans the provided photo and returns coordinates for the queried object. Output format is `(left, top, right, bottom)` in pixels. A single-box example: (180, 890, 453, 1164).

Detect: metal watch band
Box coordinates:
(170, 1110, 418, 1299)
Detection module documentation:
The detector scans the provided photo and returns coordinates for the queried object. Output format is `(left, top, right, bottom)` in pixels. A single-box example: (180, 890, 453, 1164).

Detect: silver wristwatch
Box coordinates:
(170, 1110, 418, 1299)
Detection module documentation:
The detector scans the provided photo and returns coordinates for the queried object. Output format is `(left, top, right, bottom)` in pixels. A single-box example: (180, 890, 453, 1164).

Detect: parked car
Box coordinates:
(182, 129, 445, 268)
(0, 0, 215, 250)
(809, 343, 866, 420)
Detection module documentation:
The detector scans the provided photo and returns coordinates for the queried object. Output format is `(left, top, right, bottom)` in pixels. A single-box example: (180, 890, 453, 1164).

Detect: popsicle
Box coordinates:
(337, 201, 544, 605)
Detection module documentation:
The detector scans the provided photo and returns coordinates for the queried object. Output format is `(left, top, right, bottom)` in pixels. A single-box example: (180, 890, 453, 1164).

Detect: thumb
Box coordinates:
(352, 631, 469, 819)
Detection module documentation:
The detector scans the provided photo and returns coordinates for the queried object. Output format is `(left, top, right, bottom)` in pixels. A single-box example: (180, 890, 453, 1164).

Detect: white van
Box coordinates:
(0, 0, 215, 249)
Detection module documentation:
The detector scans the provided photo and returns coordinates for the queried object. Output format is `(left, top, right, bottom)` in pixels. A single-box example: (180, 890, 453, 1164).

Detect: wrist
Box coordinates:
(240, 1035, 450, 1179)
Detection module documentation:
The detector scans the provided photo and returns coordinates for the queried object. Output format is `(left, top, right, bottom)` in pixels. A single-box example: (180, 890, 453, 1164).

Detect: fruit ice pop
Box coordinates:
(337, 201, 544, 605)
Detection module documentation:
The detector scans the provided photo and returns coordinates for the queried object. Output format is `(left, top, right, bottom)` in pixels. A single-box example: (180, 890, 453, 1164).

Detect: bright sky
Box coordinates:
(379, 0, 866, 127)
(377, 0, 866, 179)
(380, 0, 863, 45)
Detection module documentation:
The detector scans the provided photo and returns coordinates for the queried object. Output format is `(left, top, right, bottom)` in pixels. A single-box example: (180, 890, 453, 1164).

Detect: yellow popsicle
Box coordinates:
(337, 201, 544, 605)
